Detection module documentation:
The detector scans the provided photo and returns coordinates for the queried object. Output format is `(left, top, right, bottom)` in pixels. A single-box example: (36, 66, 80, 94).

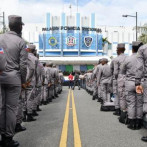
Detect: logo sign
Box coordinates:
(0, 47, 4, 54)
(49, 37, 57, 46)
(66, 36, 76, 46)
(84, 36, 93, 47)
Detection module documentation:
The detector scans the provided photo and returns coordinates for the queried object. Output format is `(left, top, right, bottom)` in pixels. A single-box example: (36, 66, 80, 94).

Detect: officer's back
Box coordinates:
(0, 19, 27, 85)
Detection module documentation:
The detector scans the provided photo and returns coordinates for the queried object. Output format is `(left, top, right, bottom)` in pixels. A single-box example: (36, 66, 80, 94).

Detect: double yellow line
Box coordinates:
(59, 89, 82, 147)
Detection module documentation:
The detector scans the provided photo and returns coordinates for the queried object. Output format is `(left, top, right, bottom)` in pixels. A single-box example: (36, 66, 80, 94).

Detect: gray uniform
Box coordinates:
(0, 31, 28, 137)
(53, 67, 59, 95)
(92, 66, 98, 97)
(114, 53, 127, 110)
(50, 67, 58, 97)
(0, 50, 7, 115)
(121, 53, 143, 119)
(94, 64, 102, 99)
(36, 61, 45, 105)
(58, 72, 64, 92)
(136, 44, 147, 115)
(25, 53, 38, 114)
(97, 64, 112, 103)
(43, 66, 50, 102)
(110, 57, 119, 109)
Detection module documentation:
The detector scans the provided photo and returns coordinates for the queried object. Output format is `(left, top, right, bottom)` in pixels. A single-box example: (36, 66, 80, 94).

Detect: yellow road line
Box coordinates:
(71, 90, 82, 147)
(59, 90, 71, 147)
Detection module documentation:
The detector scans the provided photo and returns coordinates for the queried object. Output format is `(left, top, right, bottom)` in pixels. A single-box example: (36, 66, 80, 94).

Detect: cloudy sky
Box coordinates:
(0, 0, 147, 26)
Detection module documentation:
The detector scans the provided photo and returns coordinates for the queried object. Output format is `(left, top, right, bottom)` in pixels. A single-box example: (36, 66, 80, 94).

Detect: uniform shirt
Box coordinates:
(0, 31, 28, 85)
(36, 61, 45, 87)
(135, 44, 147, 85)
(74, 73, 79, 81)
(0, 48, 6, 71)
(92, 64, 102, 79)
(26, 53, 35, 83)
(26, 53, 38, 86)
(114, 53, 127, 78)
(97, 64, 112, 85)
(44, 66, 50, 85)
(59, 73, 64, 83)
(121, 53, 137, 81)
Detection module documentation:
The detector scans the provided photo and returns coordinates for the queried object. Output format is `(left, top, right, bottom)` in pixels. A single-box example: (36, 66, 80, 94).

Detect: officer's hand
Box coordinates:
(0, 71, 2, 74)
(136, 85, 143, 94)
(22, 83, 27, 89)
(115, 75, 118, 79)
(26, 82, 30, 87)
(48, 83, 51, 87)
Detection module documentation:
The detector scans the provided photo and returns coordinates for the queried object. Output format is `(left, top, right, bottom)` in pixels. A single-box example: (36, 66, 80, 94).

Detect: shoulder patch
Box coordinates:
(0, 47, 4, 54)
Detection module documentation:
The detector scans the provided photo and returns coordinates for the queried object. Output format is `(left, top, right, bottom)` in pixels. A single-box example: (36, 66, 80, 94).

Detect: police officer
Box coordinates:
(43, 62, 51, 104)
(36, 55, 45, 110)
(51, 65, 59, 97)
(73, 71, 80, 90)
(97, 58, 112, 105)
(58, 70, 64, 93)
(114, 43, 127, 123)
(0, 48, 6, 115)
(92, 63, 98, 100)
(96, 60, 103, 102)
(25, 44, 38, 121)
(110, 54, 121, 116)
(135, 43, 147, 141)
(0, 15, 28, 147)
(121, 41, 143, 130)
(92, 59, 102, 101)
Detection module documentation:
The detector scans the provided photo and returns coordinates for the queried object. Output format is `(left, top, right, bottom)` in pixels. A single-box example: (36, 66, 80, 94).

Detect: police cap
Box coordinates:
(8, 15, 24, 25)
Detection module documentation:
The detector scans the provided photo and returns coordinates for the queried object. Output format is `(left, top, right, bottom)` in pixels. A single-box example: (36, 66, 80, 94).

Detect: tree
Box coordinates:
(138, 34, 147, 44)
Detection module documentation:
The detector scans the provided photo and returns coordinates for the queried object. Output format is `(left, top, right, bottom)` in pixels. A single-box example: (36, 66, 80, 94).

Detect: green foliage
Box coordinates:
(102, 37, 111, 44)
(138, 34, 147, 44)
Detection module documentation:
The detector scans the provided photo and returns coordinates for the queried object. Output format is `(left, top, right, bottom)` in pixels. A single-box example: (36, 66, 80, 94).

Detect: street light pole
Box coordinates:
(122, 12, 138, 41)
(136, 12, 138, 41)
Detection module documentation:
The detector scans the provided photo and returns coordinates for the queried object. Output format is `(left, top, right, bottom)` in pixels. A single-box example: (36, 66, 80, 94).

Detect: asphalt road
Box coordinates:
(13, 87, 147, 147)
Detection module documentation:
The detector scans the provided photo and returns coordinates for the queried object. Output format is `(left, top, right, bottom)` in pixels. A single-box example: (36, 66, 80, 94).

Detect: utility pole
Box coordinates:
(69, 4, 72, 17)
(0, 12, 6, 33)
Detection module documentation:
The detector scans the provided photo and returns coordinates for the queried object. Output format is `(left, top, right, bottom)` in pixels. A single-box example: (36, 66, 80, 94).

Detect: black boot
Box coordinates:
(52, 96, 55, 99)
(22, 111, 27, 122)
(113, 109, 120, 116)
(43, 101, 47, 105)
(0, 134, 5, 146)
(55, 94, 59, 97)
(119, 111, 127, 124)
(27, 114, 36, 122)
(135, 119, 142, 130)
(15, 123, 26, 133)
(141, 136, 147, 142)
(78, 87, 80, 90)
(37, 105, 42, 111)
(127, 119, 136, 130)
(92, 96, 96, 100)
(49, 98, 52, 102)
(4, 137, 19, 147)
(32, 110, 39, 116)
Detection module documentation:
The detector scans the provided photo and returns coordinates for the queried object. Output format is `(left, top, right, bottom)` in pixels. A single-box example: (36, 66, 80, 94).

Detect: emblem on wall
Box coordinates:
(84, 36, 93, 47)
(49, 37, 58, 46)
(66, 36, 76, 46)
